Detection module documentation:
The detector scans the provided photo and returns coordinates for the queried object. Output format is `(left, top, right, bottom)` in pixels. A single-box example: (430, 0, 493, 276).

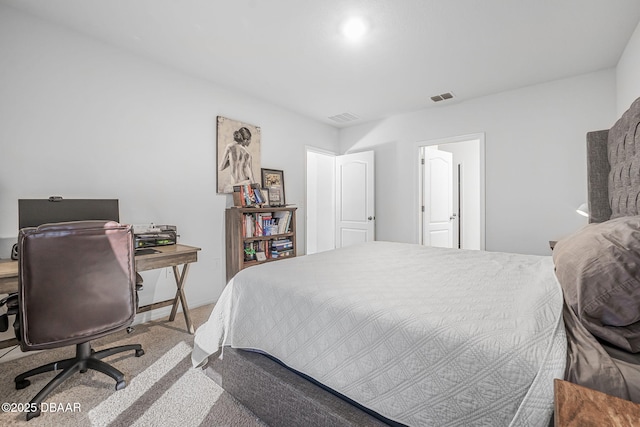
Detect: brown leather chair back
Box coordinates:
(18, 221, 136, 351)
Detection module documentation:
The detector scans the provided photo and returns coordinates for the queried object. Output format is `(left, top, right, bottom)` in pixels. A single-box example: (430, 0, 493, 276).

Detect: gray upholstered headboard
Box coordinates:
(587, 97, 640, 223)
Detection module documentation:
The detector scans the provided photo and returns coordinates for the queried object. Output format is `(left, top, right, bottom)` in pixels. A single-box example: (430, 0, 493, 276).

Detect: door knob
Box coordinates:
(368, 216, 375, 221)
(449, 213, 457, 221)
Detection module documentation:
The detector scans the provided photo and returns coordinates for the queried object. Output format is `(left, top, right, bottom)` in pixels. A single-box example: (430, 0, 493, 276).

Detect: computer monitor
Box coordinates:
(18, 198, 120, 230)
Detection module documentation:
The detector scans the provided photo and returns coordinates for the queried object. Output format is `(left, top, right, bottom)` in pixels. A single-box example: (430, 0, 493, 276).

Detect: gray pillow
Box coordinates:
(553, 216, 640, 352)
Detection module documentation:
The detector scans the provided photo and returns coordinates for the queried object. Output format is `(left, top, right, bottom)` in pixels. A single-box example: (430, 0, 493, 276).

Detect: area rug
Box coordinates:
(0, 305, 266, 427)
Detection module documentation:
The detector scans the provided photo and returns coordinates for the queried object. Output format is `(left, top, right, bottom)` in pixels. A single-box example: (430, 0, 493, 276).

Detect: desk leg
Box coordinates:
(169, 263, 194, 334)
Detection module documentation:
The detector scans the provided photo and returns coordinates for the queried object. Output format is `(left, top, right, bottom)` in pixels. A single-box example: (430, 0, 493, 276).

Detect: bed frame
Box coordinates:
(206, 96, 640, 426)
(206, 348, 390, 426)
(587, 96, 640, 223)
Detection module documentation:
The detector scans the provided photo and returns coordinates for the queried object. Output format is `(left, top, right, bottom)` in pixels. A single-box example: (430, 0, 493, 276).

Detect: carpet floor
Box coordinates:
(0, 305, 267, 427)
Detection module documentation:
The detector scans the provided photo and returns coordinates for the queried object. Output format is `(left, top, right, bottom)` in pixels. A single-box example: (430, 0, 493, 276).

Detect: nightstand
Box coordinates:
(554, 379, 640, 426)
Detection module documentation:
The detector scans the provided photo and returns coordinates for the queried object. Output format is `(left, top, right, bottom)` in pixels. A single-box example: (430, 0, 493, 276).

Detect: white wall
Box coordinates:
(339, 70, 617, 255)
(617, 19, 640, 114)
(0, 6, 339, 316)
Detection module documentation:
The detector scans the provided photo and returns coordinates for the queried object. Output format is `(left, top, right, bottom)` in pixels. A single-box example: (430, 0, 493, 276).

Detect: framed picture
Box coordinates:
(216, 116, 261, 194)
(261, 168, 285, 206)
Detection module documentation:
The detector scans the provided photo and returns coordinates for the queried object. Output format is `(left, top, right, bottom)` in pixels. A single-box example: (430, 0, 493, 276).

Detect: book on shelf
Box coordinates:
(233, 186, 245, 207)
(245, 213, 278, 237)
(271, 248, 294, 258)
(244, 214, 255, 238)
(243, 212, 295, 238)
(253, 213, 264, 236)
(271, 238, 293, 251)
(255, 213, 275, 237)
(273, 210, 292, 234)
(233, 183, 264, 207)
(271, 237, 292, 243)
(253, 186, 264, 204)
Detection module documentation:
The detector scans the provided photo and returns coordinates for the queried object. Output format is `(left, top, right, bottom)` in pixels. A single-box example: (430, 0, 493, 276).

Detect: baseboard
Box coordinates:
(132, 298, 215, 325)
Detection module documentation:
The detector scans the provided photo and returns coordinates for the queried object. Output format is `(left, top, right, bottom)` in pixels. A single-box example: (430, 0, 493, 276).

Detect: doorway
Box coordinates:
(419, 134, 485, 250)
(306, 148, 336, 255)
(306, 148, 376, 255)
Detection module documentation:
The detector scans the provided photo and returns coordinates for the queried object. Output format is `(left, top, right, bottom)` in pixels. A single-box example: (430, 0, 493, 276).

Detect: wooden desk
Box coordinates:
(0, 244, 200, 349)
(0, 260, 18, 296)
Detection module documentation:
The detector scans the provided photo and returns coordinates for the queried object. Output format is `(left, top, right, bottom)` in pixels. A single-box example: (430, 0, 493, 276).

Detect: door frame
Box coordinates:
(417, 133, 486, 250)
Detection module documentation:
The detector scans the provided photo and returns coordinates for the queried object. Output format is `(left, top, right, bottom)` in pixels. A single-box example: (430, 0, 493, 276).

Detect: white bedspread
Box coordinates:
(193, 242, 566, 426)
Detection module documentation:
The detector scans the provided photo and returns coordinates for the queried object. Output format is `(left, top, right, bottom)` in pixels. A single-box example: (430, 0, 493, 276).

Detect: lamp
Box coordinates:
(576, 203, 589, 218)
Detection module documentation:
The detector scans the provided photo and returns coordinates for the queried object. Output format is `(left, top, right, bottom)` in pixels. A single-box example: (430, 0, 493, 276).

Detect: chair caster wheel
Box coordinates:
(135, 349, 145, 357)
(115, 380, 126, 391)
(15, 379, 30, 390)
(26, 409, 41, 421)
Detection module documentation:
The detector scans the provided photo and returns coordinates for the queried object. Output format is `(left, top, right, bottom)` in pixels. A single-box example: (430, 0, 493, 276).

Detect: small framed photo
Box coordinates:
(261, 168, 285, 206)
(268, 187, 283, 206)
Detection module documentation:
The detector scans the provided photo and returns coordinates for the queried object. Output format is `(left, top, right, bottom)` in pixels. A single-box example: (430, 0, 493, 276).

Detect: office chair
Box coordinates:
(3, 221, 144, 421)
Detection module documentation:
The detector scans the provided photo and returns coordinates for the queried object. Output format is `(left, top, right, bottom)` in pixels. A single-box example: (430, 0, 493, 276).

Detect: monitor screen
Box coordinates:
(18, 198, 120, 230)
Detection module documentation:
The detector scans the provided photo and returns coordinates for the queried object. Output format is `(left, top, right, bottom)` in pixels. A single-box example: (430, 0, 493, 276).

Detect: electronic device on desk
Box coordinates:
(19, 197, 119, 229)
(15, 196, 120, 260)
(133, 224, 178, 251)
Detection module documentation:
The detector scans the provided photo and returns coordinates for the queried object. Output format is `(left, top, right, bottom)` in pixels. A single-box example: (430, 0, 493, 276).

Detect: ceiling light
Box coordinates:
(342, 17, 367, 41)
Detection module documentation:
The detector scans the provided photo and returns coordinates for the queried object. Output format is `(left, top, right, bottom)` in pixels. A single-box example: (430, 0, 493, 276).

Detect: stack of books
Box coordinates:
(270, 238, 293, 258)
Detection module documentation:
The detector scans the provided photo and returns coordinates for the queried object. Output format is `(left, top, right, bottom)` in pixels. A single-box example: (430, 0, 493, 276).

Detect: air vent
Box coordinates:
(430, 92, 455, 103)
(328, 112, 360, 123)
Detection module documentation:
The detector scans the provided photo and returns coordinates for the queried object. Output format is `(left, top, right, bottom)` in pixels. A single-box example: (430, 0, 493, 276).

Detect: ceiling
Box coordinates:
(3, 0, 640, 127)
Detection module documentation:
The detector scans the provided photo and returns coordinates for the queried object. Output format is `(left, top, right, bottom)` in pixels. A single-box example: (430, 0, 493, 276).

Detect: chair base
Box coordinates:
(15, 341, 144, 421)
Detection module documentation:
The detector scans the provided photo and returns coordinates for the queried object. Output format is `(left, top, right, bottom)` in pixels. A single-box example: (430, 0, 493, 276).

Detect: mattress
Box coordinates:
(193, 241, 567, 426)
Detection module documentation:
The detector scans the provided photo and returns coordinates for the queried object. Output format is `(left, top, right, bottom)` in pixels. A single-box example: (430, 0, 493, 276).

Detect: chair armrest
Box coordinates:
(0, 292, 19, 335)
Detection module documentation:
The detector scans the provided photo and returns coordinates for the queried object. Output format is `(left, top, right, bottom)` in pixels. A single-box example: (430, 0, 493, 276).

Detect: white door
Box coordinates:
(422, 147, 454, 248)
(335, 151, 375, 247)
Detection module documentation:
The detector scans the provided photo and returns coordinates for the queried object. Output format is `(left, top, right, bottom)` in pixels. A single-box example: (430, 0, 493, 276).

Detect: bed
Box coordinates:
(192, 96, 640, 426)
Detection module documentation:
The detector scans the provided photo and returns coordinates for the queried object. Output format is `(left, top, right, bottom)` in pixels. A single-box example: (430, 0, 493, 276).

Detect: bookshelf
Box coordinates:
(225, 206, 297, 282)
